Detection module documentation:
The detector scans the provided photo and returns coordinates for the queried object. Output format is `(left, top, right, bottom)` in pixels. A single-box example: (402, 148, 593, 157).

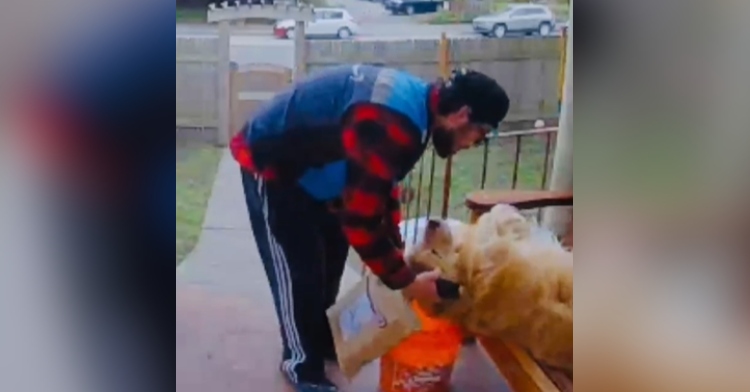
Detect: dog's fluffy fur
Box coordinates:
(407, 205, 573, 371)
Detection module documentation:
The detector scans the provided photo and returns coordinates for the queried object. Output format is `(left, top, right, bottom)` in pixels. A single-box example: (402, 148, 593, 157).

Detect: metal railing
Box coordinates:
(401, 127, 559, 221)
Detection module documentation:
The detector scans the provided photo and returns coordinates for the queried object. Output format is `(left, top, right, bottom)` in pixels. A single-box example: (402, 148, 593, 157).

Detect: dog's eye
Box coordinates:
(430, 249, 442, 258)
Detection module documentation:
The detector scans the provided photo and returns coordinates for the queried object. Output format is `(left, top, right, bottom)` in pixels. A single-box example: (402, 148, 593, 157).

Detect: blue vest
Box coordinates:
(247, 64, 430, 200)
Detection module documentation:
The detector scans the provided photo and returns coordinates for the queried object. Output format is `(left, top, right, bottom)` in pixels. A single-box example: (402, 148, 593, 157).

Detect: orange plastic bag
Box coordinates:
(379, 301, 463, 392)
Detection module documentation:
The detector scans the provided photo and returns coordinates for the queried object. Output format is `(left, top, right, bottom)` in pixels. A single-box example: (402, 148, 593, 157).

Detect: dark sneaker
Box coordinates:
(294, 380, 339, 392)
(279, 363, 339, 392)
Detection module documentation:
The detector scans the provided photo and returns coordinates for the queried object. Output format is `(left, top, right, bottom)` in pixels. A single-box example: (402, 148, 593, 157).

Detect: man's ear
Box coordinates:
(457, 105, 472, 123)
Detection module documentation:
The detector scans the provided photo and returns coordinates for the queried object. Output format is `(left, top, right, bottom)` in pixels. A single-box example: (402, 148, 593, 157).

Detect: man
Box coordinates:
(231, 64, 510, 391)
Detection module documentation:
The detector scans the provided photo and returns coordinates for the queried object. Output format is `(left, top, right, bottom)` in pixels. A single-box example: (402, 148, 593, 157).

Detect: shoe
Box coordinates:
(279, 363, 339, 392)
(294, 380, 339, 392)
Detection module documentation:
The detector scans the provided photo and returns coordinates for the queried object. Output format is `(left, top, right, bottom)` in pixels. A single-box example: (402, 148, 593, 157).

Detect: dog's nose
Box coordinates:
(427, 219, 441, 231)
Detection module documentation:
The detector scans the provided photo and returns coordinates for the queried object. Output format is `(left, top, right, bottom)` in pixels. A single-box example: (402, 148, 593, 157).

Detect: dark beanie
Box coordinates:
(447, 68, 510, 129)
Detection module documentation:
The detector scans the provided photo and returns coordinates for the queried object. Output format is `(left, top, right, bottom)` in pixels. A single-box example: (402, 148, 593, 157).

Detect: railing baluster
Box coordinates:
(412, 154, 427, 242)
(511, 135, 523, 189)
(441, 155, 453, 219)
(541, 132, 553, 190)
(426, 148, 437, 219)
(538, 133, 555, 222)
(480, 137, 490, 189)
(403, 172, 414, 242)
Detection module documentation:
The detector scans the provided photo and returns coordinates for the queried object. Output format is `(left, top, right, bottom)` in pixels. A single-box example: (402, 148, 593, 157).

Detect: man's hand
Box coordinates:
(402, 269, 442, 304)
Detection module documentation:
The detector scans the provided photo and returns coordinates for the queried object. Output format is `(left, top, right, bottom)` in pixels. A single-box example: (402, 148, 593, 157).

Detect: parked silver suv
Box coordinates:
(472, 3, 556, 38)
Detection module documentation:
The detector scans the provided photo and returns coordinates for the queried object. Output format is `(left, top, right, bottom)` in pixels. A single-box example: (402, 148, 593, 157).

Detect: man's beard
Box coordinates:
(432, 127, 454, 158)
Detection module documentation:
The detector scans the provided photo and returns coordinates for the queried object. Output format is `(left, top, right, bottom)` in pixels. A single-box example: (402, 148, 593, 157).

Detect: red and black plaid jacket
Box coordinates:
(231, 102, 430, 289)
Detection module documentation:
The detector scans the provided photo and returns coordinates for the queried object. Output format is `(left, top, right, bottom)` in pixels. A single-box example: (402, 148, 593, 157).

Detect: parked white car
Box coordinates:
(472, 3, 556, 38)
(273, 8, 360, 39)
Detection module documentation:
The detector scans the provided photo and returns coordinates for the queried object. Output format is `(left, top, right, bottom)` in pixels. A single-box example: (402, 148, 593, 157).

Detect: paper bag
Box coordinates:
(327, 271, 421, 380)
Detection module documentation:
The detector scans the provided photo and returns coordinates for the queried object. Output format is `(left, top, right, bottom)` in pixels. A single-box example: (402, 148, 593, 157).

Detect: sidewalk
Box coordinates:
(176, 149, 509, 392)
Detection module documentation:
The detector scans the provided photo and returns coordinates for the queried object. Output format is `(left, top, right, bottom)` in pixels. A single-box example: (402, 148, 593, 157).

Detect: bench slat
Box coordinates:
(478, 338, 560, 392)
(540, 364, 574, 392)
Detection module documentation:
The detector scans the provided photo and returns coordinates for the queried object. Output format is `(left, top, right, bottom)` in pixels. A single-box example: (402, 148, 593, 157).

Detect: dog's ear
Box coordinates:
(423, 219, 442, 246)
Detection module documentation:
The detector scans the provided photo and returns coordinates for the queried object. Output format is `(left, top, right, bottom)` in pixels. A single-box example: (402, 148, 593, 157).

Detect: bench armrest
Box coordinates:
(466, 190, 573, 214)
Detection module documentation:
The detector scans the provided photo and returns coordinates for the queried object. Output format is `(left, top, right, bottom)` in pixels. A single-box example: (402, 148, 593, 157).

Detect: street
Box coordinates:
(177, 0, 475, 39)
(177, 0, 564, 67)
(176, 22, 475, 39)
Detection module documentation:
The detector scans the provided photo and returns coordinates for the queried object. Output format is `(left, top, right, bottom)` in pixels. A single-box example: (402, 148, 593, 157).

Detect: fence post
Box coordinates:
(293, 20, 307, 80)
(543, 2, 573, 235)
(229, 62, 238, 136)
(216, 20, 231, 147)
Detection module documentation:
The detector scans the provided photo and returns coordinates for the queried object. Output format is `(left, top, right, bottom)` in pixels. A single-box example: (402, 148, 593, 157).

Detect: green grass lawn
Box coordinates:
(402, 133, 554, 220)
(176, 144, 222, 264)
(173, 135, 549, 260)
(177, 7, 207, 23)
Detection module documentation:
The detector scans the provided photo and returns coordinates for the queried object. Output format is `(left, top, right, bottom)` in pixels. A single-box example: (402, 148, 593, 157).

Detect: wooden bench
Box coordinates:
(465, 190, 573, 392)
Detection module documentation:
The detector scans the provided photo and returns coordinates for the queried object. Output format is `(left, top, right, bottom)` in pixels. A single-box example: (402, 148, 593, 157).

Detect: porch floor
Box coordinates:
(176, 283, 510, 392)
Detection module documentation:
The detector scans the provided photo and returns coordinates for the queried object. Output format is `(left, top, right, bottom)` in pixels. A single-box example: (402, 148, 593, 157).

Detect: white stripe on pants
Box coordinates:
(256, 176, 306, 382)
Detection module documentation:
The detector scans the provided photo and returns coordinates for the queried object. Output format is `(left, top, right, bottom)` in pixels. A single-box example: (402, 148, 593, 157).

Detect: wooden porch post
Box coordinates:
(543, 3, 573, 235)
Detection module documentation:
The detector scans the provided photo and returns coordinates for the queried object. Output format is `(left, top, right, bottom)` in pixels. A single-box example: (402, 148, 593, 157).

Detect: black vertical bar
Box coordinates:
(480, 137, 490, 189)
(511, 135, 523, 189)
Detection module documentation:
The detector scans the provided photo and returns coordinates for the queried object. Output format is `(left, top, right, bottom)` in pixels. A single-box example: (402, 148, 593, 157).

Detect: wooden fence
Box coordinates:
(175, 35, 563, 144)
(305, 37, 561, 124)
(176, 37, 220, 130)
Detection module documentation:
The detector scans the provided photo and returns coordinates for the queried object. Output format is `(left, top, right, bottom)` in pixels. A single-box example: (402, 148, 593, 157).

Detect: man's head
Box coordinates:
(431, 68, 510, 158)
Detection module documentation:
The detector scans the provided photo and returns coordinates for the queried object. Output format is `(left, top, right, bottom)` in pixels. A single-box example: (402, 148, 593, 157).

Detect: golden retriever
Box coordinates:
(406, 204, 573, 371)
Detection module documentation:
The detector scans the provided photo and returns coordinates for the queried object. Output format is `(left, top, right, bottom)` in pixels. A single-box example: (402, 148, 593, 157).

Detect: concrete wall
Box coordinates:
(176, 36, 562, 139)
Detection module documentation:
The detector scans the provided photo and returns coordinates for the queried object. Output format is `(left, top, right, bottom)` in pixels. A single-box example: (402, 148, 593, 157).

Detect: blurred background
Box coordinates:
(2, 0, 750, 391)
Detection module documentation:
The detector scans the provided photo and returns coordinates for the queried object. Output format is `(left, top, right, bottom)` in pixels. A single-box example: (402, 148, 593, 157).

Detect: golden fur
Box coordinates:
(407, 205, 573, 371)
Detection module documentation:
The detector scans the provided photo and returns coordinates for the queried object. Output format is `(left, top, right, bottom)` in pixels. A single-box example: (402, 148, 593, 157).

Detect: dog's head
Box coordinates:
(405, 219, 463, 279)
(404, 219, 473, 320)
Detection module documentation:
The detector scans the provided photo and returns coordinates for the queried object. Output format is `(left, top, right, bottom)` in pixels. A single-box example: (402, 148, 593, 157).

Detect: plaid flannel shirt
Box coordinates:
(338, 103, 425, 289)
